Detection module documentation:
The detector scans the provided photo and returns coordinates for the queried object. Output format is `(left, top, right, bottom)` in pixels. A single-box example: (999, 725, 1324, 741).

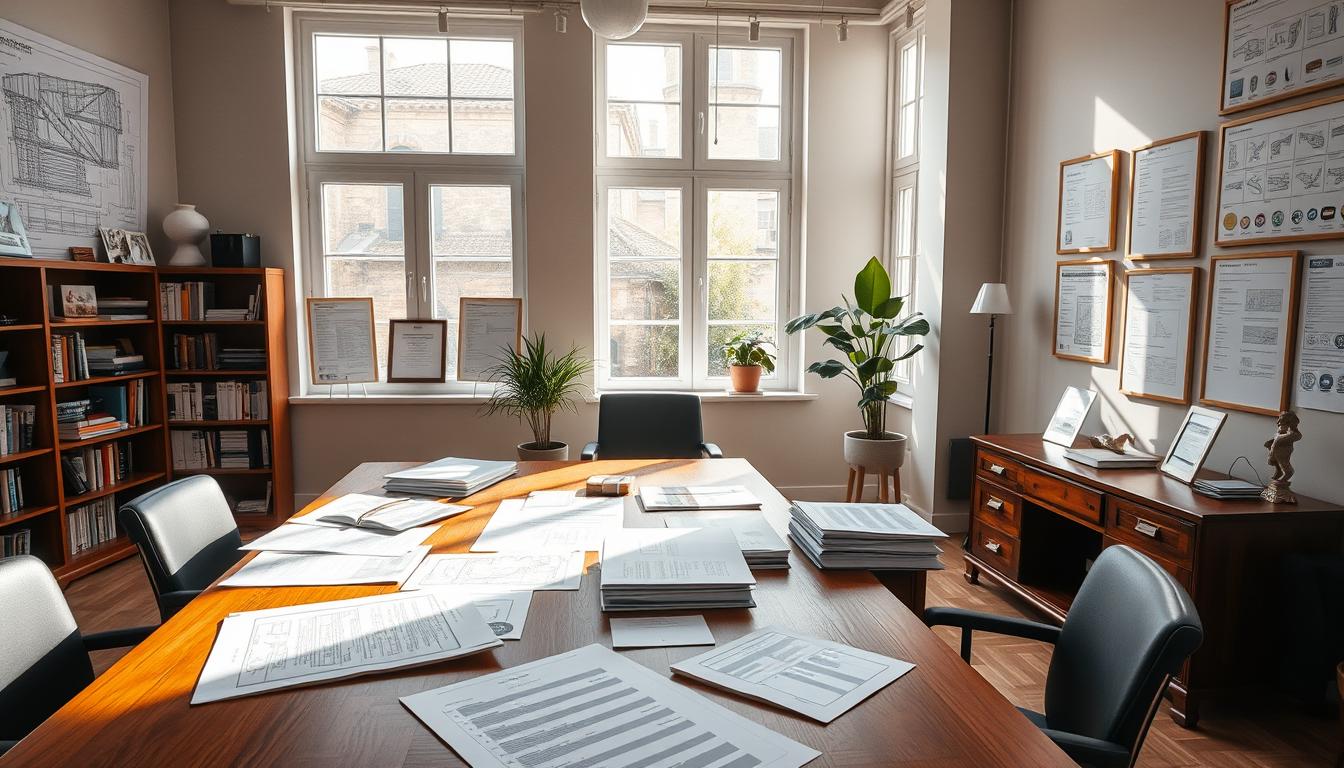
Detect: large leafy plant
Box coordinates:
(785, 257, 929, 440)
(722, 330, 776, 372)
(482, 334, 592, 448)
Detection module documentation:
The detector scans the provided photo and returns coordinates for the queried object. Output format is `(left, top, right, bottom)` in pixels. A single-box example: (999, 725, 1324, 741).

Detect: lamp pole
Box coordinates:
(984, 314, 996, 435)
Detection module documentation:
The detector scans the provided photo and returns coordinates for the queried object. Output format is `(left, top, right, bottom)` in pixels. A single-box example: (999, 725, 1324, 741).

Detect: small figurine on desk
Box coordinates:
(1261, 411, 1301, 504)
(1088, 433, 1134, 454)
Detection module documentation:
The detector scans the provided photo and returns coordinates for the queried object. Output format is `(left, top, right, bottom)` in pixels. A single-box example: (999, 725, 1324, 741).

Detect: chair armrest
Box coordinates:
(1038, 728, 1131, 768)
(700, 442, 724, 458)
(581, 442, 599, 461)
(925, 606, 1061, 662)
(82, 625, 155, 652)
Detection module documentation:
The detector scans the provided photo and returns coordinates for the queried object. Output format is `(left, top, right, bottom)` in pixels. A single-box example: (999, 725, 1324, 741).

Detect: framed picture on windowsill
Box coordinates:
(387, 319, 448, 383)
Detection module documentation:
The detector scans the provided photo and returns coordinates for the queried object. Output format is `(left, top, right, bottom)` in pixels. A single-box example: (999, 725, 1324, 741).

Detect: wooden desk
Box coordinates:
(966, 435, 1344, 728)
(4, 459, 1071, 767)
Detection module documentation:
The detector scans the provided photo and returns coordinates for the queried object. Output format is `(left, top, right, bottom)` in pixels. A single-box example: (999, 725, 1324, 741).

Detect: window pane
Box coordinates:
(896, 185, 915, 259)
(315, 35, 381, 95)
(709, 260, 775, 321)
(606, 43, 681, 160)
(451, 99, 514, 153)
(708, 323, 774, 377)
(706, 105, 780, 161)
(900, 42, 918, 106)
(606, 103, 680, 158)
(608, 188, 682, 255)
(451, 40, 515, 98)
(609, 324, 679, 378)
(607, 187, 681, 378)
(709, 47, 781, 105)
(322, 183, 404, 255)
(317, 96, 382, 152)
(385, 99, 451, 152)
(611, 260, 679, 321)
(384, 38, 448, 97)
(708, 189, 778, 258)
(899, 104, 916, 158)
(607, 44, 681, 101)
(325, 257, 405, 374)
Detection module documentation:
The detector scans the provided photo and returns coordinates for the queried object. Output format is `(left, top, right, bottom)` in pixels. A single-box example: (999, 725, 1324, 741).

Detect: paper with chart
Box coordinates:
(1120, 269, 1197, 402)
(192, 591, 501, 704)
(1202, 255, 1297, 412)
(470, 492, 623, 553)
(400, 644, 820, 768)
(1129, 134, 1202, 257)
(1055, 261, 1113, 361)
(1294, 255, 1344, 412)
(402, 551, 585, 591)
(219, 547, 429, 588)
(457, 590, 532, 641)
(240, 522, 438, 557)
(671, 628, 914, 724)
(0, 19, 148, 258)
(1058, 153, 1116, 252)
(1223, 0, 1344, 113)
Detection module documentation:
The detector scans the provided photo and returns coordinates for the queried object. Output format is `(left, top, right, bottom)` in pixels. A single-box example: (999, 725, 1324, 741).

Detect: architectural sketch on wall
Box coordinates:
(0, 19, 147, 258)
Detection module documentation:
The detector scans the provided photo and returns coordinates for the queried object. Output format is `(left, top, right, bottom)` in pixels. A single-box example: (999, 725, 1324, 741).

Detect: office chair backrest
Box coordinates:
(119, 475, 242, 600)
(595, 393, 706, 458)
(0, 555, 95, 743)
(1045, 545, 1203, 756)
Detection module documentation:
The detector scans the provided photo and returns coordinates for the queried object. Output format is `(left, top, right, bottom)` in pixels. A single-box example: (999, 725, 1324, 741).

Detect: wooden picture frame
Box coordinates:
(1053, 259, 1115, 364)
(1199, 251, 1302, 415)
(456, 297, 523, 382)
(387, 319, 448, 384)
(1057, 150, 1120, 255)
(1127, 132, 1206, 260)
(1119, 267, 1200, 405)
(1219, 0, 1344, 116)
(305, 297, 379, 385)
(1160, 405, 1228, 484)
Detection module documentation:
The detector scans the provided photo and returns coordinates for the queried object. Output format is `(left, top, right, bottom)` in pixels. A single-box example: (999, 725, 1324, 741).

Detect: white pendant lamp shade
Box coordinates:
(970, 282, 1013, 315)
(581, 0, 648, 39)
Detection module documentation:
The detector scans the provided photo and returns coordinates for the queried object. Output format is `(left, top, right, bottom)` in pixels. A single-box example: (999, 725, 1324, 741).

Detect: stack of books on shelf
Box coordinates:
(170, 332, 219, 370)
(1192, 478, 1265, 500)
(788, 501, 947, 570)
(67, 496, 118, 555)
(1, 528, 31, 557)
(51, 331, 89, 382)
(599, 527, 757, 611)
(218, 347, 266, 370)
(85, 341, 145, 377)
(168, 381, 268, 421)
(1, 466, 25, 515)
(160, 281, 216, 321)
(205, 286, 262, 321)
(95, 297, 149, 320)
(61, 442, 133, 496)
(234, 481, 272, 516)
(1063, 446, 1160, 469)
(171, 429, 270, 471)
(57, 412, 125, 442)
(91, 382, 147, 428)
(382, 457, 517, 497)
(0, 404, 36, 455)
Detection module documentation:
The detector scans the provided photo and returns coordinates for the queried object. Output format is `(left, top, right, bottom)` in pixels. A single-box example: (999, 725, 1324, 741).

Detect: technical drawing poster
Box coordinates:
(0, 19, 147, 258)
(1217, 93, 1344, 246)
(1223, 0, 1344, 114)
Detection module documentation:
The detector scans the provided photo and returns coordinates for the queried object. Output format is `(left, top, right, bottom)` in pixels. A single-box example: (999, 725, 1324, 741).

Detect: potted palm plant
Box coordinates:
(785, 256, 930, 475)
(481, 334, 592, 461)
(723, 330, 776, 394)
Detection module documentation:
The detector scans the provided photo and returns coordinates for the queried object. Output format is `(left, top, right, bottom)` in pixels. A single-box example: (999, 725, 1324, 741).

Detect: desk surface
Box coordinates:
(4, 459, 1071, 767)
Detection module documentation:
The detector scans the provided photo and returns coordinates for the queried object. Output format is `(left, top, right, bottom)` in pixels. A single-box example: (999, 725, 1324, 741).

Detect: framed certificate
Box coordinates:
(1042, 386, 1098, 448)
(388, 319, 448, 383)
(457, 297, 523, 382)
(306, 297, 378, 385)
(1119, 267, 1199, 405)
(1053, 259, 1115, 364)
(1057, 150, 1120, 254)
(1127, 132, 1205, 260)
(1160, 406, 1227, 484)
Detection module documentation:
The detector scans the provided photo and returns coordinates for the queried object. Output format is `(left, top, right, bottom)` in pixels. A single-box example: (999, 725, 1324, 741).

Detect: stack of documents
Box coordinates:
(665, 512, 790, 569)
(638, 485, 762, 511)
(599, 527, 756, 611)
(1192, 478, 1264, 499)
(383, 457, 516, 497)
(789, 501, 946, 570)
(1063, 447, 1160, 469)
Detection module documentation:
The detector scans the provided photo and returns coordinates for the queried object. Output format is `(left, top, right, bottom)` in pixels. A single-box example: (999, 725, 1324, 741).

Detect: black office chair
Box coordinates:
(926, 545, 1202, 768)
(119, 475, 243, 622)
(581, 393, 722, 460)
(0, 555, 151, 756)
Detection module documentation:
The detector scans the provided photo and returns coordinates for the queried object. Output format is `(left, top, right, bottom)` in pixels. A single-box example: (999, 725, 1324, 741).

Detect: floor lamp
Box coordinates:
(970, 283, 1013, 435)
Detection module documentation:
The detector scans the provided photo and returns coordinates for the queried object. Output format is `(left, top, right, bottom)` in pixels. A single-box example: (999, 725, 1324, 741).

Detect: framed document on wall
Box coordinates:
(1057, 150, 1120, 254)
(1053, 259, 1115, 364)
(1119, 267, 1200, 404)
(1127, 132, 1205, 260)
(1200, 251, 1302, 415)
(1221, 0, 1344, 116)
(388, 319, 448, 384)
(1216, 91, 1344, 247)
(306, 297, 378, 385)
(457, 297, 523, 382)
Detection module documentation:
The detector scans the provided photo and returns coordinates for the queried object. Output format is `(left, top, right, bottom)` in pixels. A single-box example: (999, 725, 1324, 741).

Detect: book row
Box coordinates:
(1, 528, 31, 557)
(57, 382, 148, 442)
(1, 467, 26, 515)
(167, 381, 269, 422)
(61, 442, 134, 497)
(159, 281, 263, 322)
(171, 428, 271, 470)
(169, 333, 265, 371)
(0, 404, 36, 456)
(68, 496, 118, 556)
(52, 332, 145, 383)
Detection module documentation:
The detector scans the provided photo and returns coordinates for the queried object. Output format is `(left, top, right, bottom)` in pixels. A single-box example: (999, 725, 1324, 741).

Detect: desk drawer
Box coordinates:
(973, 479, 1021, 535)
(970, 519, 1018, 579)
(1106, 499, 1195, 566)
(976, 449, 1025, 491)
(1023, 468, 1103, 526)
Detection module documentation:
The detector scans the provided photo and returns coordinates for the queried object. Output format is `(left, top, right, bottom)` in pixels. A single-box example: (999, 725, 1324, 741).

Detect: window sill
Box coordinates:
(586, 390, 818, 404)
(889, 391, 914, 411)
(290, 393, 493, 406)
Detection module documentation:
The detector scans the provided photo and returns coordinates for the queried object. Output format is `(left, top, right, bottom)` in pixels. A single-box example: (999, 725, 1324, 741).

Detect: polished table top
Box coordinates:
(3, 459, 1072, 767)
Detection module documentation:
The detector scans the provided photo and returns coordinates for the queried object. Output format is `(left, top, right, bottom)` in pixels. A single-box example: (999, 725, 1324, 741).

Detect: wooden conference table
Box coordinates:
(3, 459, 1072, 767)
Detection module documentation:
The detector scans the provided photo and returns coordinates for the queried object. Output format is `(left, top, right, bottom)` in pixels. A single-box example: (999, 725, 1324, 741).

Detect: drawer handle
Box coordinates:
(1134, 519, 1160, 539)
(986, 497, 1004, 511)
(989, 464, 1006, 476)
(984, 539, 1002, 554)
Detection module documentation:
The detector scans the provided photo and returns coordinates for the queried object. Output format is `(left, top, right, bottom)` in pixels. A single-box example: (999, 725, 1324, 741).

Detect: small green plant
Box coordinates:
(785, 256, 930, 440)
(722, 330, 776, 372)
(481, 334, 592, 449)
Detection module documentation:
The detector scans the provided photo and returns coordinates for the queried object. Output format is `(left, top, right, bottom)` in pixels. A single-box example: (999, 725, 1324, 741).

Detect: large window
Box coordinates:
(887, 22, 924, 386)
(297, 16, 524, 390)
(595, 29, 799, 390)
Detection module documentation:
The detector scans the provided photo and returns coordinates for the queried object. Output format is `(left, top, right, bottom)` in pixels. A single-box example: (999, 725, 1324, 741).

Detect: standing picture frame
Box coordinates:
(457, 297, 523, 382)
(306, 297, 379, 385)
(1053, 259, 1115, 364)
(1057, 150, 1121, 254)
(1200, 251, 1301, 415)
(387, 319, 448, 384)
(1160, 406, 1228, 484)
(1042, 385, 1098, 447)
(1127, 132, 1205, 260)
(1119, 267, 1200, 405)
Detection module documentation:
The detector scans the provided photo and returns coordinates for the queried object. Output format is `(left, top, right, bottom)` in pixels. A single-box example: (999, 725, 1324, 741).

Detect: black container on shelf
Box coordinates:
(210, 234, 260, 268)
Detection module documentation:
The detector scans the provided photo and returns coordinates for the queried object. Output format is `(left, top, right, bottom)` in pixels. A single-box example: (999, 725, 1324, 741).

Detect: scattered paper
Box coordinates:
(290, 492, 469, 532)
(240, 522, 439, 557)
(402, 551, 585, 592)
(219, 547, 430, 588)
(610, 615, 715, 648)
(454, 590, 533, 641)
(470, 492, 624, 553)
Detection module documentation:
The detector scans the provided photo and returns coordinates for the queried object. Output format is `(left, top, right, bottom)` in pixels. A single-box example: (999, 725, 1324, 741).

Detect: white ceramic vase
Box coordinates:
(842, 430, 908, 472)
(163, 204, 209, 266)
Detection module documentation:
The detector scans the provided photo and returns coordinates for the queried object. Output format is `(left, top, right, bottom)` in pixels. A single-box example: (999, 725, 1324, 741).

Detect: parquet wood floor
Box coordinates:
(60, 541, 1343, 767)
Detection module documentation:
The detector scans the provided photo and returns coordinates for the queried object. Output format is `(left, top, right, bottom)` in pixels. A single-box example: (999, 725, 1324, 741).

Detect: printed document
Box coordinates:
(291, 492, 470, 532)
(219, 547, 430, 588)
(453, 590, 532, 641)
(470, 492, 623, 553)
(610, 615, 715, 648)
(401, 643, 820, 768)
(240, 522, 439, 557)
(671, 628, 915, 723)
(402, 551, 585, 592)
(193, 591, 501, 704)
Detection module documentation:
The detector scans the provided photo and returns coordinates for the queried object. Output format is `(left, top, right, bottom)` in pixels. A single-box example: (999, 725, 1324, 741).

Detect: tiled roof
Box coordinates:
(609, 217, 678, 258)
(320, 62, 511, 99)
(334, 229, 512, 257)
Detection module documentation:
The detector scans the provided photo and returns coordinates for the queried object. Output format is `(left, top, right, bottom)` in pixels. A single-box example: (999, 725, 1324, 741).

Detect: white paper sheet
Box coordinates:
(788, 501, 946, 540)
(664, 512, 789, 551)
(1129, 136, 1200, 256)
(308, 298, 378, 384)
(610, 615, 715, 648)
(457, 299, 520, 381)
(1120, 269, 1196, 401)
(470, 492, 623, 553)
(1055, 262, 1112, 360)
(240, 522, 438, 557)
(290, 492, 469, 532)
(671, 628, 915, 723)
(638, 485, 762, 511)
(1294, 255, 1344, 413)
(457, 590, 533, 641)
(1204, 254, 1296, 411)
(402, 551, 585, 591)
(219, 547, 430, 588)
(401, 644, 820, 768)
(192, 591, 501, 704)
(600, 528, 755, 587)
(1059, 154, 1115, 251)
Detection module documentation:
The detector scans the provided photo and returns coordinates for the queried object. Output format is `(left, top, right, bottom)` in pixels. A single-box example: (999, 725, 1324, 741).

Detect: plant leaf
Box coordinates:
(874, 296, 905, 319)
(894, 342, 925, 361)
(853, 256, 891, 315)
(806, 360, 849, 378)
(892, 315, 931, 336)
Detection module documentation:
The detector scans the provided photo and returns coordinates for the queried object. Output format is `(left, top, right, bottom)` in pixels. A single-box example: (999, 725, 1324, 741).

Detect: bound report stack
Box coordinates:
(600, 527, 756, 611)
(383, 456, 517, 498)
(789, 501, 946, 570)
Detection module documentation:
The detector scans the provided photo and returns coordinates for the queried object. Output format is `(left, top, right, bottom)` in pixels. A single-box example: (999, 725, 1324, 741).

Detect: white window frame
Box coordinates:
(884, 19, 924, 390)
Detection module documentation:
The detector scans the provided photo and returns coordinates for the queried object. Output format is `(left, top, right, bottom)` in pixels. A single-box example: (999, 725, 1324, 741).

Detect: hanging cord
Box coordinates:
(1225, 455, 1265, 486)
(713, 14, 720, 146)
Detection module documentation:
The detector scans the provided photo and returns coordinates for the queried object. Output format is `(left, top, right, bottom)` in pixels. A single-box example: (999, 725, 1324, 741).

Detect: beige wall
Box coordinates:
(999, 0, 1343, 504)
(7, 0, 179, 257)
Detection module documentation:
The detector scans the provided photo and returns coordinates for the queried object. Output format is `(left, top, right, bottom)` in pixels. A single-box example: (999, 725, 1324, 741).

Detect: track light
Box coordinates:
(748, 15, 760, 42)
(555, 8, 568, 33)
(438, 7, 449, 33)
(836, 17, 848, 42)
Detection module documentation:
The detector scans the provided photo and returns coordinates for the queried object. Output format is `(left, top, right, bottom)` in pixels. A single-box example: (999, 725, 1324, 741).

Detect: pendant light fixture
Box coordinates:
(580, 0, 648, 39)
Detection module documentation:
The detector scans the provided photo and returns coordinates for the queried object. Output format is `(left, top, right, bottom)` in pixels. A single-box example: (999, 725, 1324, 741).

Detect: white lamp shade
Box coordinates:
(970, 282, 1013, 315)
(580, 0, 648, 39)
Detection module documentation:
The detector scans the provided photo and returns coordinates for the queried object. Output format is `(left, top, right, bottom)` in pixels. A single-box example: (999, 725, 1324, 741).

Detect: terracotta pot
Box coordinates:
(729, 364, 763, 393)
(842, 430, 907, 472)
(517, 442, 568, 461)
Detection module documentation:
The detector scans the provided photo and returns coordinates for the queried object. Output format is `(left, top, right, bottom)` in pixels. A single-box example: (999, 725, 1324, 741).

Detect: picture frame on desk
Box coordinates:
(1160, 405, 1227, 484)
(387, 319, 448, 384)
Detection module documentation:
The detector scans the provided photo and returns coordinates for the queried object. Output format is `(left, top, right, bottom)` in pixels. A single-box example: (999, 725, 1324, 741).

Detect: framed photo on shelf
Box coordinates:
(123, 231, 154, 265)
(0, 199, 33, 257)
(306, 297, 378, 385)
(1127, 132, 1205, 260)
(1053, 259, 1115, 364)
(1057, 150, 1120, 254)
(457, 297, 523, 382)
(387, 319, 448, 384)
(99, 227, 128, 263)
(1160, 406, 1227, 484)
(1220, 0, 1344, 115)
(1119, 267, 1199, 405)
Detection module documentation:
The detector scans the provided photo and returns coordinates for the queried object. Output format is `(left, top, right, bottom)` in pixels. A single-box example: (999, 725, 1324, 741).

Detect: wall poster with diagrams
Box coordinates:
(1216, 92, 1344, 246)
(0, 19, 148, 259)
(1222, 0, 1344, 115)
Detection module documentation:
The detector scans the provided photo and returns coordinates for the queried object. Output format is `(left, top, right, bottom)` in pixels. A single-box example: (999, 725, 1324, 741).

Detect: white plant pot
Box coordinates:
(163, 203, 209, 266)
(842, 430, 907, 472)
(517, 442, 569, 461)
